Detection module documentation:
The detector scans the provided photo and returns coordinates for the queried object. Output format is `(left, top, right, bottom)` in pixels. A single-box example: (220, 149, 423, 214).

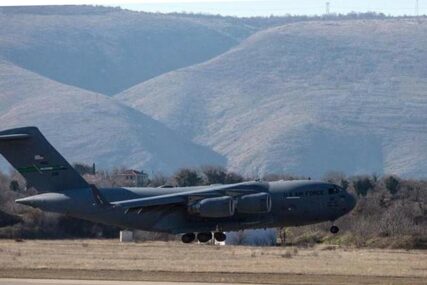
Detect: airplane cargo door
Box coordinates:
(282, 192, 308, 225)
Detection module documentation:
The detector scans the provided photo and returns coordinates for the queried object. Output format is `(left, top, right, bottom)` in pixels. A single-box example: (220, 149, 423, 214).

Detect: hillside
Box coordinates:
(0, 6, 394, 97)
(0, 5, 257, 95)
(117, 19, 427, 178)
(0, 60, 225, 173)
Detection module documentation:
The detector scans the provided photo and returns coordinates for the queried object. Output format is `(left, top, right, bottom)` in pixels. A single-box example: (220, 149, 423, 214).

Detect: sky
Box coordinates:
(1, 0, 425, 17)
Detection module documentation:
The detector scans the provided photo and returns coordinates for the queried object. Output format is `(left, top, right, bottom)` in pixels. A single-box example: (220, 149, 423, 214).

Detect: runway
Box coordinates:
(0, 280, 258, 285)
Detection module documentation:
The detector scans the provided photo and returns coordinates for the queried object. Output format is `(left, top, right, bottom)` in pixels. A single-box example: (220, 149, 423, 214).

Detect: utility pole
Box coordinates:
(416, 0, 421, 24)
(326, 2, 330, 15)
(416, 0, 419, 17)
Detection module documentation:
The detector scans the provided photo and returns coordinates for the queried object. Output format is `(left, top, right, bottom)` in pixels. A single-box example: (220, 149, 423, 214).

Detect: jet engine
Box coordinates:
(236, 193, 271, 214)
(188, 196, 235, 218)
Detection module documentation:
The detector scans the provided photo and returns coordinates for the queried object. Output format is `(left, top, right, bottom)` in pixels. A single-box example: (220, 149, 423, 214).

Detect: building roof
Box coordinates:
(119, 169, 143, 175)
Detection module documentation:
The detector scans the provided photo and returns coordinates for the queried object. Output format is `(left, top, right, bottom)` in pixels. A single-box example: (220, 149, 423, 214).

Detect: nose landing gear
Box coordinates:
(330, 225, 339, 234)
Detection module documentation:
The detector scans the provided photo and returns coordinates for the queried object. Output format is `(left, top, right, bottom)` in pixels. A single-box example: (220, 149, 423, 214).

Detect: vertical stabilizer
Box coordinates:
(0, 126, 89, 192)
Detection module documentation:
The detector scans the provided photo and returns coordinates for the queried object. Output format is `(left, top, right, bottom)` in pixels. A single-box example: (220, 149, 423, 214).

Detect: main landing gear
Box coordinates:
(181, 232, 226, 243)
(197, 232, 212, 243)
(181, 232, 196, 243)
(214, 232, 226, 242)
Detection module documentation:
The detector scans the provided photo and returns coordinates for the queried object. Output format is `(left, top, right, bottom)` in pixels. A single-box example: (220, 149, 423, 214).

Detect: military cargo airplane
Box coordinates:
(0, 127, 356, 243)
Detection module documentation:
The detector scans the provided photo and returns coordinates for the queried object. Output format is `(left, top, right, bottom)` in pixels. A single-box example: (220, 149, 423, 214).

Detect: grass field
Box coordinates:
(0, 239, 426, 284)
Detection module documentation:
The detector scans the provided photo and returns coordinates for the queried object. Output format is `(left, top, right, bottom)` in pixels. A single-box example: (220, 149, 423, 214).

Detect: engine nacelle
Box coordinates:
(236, 193, 271, 214)
(188, 196, 235, 218)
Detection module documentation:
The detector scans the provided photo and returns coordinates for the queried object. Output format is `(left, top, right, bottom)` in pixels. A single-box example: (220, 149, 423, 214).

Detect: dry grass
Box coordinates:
(0, 239, 426, 284)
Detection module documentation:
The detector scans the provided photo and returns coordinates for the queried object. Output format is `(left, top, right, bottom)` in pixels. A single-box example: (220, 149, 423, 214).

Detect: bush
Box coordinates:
(384, 175, 400, 195)
(0, 167, 425, 249)
(352, 176, 375, 196)
(0, 210, 22, 227)
(173, 168, 203, 187)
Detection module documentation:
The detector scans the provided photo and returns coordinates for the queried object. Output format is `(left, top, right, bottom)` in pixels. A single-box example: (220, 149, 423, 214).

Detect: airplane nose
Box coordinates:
(347, 192, 357, 211)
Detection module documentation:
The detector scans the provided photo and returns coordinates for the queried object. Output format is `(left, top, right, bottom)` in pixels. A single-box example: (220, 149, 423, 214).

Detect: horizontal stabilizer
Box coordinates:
(0, 134, 31, 141)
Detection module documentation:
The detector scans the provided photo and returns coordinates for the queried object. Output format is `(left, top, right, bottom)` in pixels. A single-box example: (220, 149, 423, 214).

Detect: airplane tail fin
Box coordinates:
(0, 126, 89, 193)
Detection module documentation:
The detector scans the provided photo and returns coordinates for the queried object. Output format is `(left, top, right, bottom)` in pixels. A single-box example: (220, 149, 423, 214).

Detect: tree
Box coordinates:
(384, 175, 400, 195)
(224, 172, 244, 184)
(174, 168, 203, 187)
(9, 180, 20, 192)
(201, 165, 227, 184)
(263, 174, 305, 181)
(352, 176, 374, 197)
(73, 163, 94, 175)
(323, 171, 349, 190)
(149, 173, 168, 187)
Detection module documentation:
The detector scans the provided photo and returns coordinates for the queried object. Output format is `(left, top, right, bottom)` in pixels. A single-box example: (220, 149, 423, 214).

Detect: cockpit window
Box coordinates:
(328, 186, 342, 195)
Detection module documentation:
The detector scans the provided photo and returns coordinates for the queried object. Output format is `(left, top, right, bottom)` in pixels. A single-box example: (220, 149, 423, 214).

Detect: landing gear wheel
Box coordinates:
(197, 232, 212, 243)
(330, 225, 339, 234)
(181, 233, 196, 243)
(214, 232, 226, 242)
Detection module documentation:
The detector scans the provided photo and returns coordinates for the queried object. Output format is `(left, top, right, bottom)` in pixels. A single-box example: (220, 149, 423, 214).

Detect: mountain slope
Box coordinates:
(117, 19, 427, 178)
(0, 5, 257, 95)
(0, 60, 225, 173)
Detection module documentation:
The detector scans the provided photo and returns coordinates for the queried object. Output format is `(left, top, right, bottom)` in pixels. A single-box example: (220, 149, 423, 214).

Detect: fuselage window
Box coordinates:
(285, 190, 324, 197)
(284, 192, 299, 197)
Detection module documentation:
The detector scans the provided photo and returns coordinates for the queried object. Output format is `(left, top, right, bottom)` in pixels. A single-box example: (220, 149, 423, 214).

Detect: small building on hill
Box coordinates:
(116, 169, 149, 187)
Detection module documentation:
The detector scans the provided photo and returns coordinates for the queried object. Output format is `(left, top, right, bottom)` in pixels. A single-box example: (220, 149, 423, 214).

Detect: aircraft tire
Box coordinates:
(330, 225, 339, 234)
(214, 232, 226, 242)
(181, 233, 196, 243)
(197, 232, 212, 243)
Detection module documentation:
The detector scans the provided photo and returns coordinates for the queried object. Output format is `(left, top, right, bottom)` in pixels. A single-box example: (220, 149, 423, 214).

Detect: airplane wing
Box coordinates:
(111, 181, 269, 213)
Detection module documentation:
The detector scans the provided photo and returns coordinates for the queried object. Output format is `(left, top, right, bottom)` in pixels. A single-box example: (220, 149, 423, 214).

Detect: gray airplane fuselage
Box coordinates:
(17, 180, 356, 234)
(1, 126, 356, 238)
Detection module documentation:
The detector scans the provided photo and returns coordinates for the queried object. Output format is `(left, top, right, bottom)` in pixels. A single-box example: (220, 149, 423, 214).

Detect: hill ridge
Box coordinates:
(0, 60, 225, 173)
(116, 18, 427, 178)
